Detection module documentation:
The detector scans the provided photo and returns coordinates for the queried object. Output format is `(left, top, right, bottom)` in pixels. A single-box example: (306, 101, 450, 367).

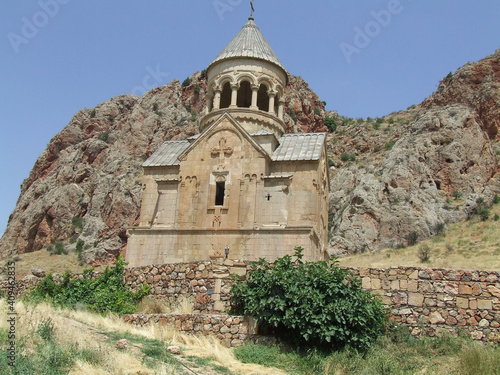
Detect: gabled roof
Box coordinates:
(208, 18, 285, 71)
(272, 133, 326, 162)
(142, 140, 190, 167)
(178, 111, 271, 162)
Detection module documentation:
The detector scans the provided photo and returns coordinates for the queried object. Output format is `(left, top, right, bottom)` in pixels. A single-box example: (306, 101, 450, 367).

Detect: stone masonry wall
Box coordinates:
(123, 313, 255, 348)
(348, 267, 500, 342)
(124, 261, 500, 343)
(2, 260, 499, 343)
(123, 258, 251, 314)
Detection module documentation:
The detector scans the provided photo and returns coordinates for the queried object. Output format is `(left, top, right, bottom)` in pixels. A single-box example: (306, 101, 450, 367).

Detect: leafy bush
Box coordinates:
(230, 247, 387, 350)
(75, 239, 85, 260)
(71, 216, 83, 230)
(27, 256, 149, 314)
(90, 109, 96, 118)
(384, 140, 396, 151)
(478, 208, 490, 221)
(98, 131, 109, 143)
(340, 153, 356, 162)
(494, 194, 500, 204)
(434, 222, 446, 234)
(194, 84, 200, 94)
(417, 244, 431, 263)
(182, 77, 191, 87)
(52, 241, 67, 255)
(324, 116, 337, 132)
(407, 231, 419, 246)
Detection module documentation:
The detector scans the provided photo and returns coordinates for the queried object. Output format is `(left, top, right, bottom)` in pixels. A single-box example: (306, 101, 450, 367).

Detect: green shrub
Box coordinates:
(37, 318, 55, 341)
(98, 132, 109, 143)
(71, 216, 83, 230)
(493, 194, 499, 204)
(230, 247, 387, 350)
(194, 84, 200, 94)
(478, 208, 490, 221)
(384, 140, 396, 151)
(453, 190, 462, 200)
(90, 109, 96, 118)
(75, 240, 85, 260)
(289, 108, 298, 122)
(54, 241, 67, 255)
(434, 222, 446, 234)
(340, 153, 355, 162)
(27, 256, 149, 315)
(324, 116, 337, 132)
(407, 231, 419, 246)
(417, 244, 431, 263)
(182, 77, 191, 87)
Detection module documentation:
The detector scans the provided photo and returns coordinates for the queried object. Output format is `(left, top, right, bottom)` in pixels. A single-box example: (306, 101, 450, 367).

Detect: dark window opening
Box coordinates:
(220, 82, 231, 109)
(257, 84, 270, 112)
(237, 81, 252, 108)
(215, 181, 225, 206)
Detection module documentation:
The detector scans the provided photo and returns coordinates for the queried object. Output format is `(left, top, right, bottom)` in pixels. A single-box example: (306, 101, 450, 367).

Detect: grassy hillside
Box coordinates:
(1, 300, 498, 374)
(0, 299, 282, 375)
(338, 200, 500, 271)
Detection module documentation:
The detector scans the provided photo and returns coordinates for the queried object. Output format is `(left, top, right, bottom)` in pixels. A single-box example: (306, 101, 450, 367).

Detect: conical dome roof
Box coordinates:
(208, 18, 285, 71)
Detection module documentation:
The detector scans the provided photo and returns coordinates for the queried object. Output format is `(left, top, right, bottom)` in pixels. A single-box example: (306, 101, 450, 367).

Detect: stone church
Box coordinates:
(126, 16, 330, 267)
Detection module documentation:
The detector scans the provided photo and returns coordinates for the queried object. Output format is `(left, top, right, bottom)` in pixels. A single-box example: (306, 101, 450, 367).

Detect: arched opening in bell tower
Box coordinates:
(257, 84, 270, 112)
(220, 82, 231, 109)
(237, 81, 252, 108)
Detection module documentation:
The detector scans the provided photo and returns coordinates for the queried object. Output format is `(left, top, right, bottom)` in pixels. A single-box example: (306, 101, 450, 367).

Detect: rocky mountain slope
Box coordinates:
(327, 49, 500, 255)
(0, 74, 326, 263)
(0, 49, 499, 262)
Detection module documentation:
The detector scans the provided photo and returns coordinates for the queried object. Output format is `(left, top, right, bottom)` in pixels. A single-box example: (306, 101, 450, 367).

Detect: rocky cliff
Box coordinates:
(0, 74, 326, 263)
(328, 49, 500, 255)
(1, 50, 499, 262)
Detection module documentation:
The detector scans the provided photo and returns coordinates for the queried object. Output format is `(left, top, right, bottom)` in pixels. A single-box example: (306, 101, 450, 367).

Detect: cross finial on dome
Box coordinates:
(249, 1, 255, 20)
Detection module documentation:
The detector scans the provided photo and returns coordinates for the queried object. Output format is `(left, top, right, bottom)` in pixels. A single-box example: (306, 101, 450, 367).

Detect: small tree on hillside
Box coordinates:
(230, 247, 387, 350)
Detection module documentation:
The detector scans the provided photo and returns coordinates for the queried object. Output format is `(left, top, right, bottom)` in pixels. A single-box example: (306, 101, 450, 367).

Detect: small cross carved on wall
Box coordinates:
(266, 193, 272, 201)
(211, 137, 233, 164)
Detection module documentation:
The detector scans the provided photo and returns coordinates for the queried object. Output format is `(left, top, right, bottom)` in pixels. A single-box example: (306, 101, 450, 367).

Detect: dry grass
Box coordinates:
(136, 295, 195, 314)
(338, 203, 500, 271)
(1, 249, 105, 279)
(0, 299, 282, 374)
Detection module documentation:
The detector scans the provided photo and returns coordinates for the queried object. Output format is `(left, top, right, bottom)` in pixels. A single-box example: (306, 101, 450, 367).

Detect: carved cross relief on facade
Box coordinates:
(211, 137, 233, 170)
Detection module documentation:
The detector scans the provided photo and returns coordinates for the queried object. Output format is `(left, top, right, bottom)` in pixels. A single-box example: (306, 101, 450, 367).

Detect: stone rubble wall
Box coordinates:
(123, 258, 250, 314)
(2, 260, 499, 343)
(123, 313, 255, 348)
(347, 267, 500, 342)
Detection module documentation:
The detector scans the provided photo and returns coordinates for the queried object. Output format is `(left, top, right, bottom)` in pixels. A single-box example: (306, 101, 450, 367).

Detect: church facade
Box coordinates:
(126, 17, 330, 266)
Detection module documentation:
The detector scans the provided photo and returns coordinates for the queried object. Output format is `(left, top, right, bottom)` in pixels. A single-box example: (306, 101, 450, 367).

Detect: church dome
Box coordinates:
(202, 17, 288, 139)
(207, 18, 286, 73)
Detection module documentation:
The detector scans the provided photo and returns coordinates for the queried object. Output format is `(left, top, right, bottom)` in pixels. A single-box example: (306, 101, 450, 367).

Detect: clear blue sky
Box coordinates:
(1, 1, 499, 235)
